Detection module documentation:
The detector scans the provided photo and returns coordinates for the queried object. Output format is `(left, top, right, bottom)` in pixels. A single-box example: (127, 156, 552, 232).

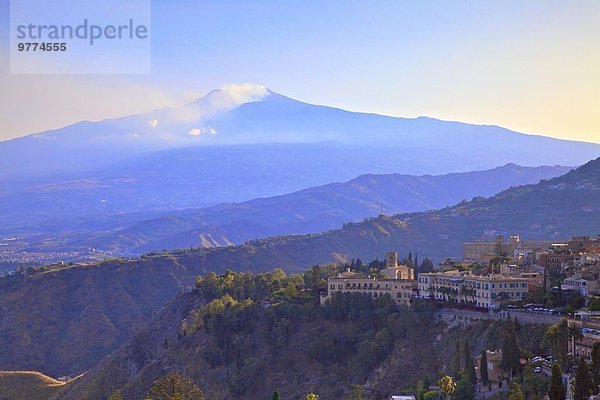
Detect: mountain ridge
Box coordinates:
(0, 157, 598, 377)
(0, 163, 572, 263)
(2, 85, 599, 181)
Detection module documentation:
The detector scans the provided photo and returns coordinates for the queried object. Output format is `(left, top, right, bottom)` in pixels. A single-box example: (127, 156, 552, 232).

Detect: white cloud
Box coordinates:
(167, 83, 270, 125)
(217, 83, 270, 105)
(148, 118, 158, 128)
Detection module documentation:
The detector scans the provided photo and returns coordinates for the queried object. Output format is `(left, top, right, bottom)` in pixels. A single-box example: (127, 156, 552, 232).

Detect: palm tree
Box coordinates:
(497, 291, 510, 307)
(438, 376, 456, 400)
(460, 285, 467, 303)
(567, 323, 583, 361)
(544, 319, 570, 366)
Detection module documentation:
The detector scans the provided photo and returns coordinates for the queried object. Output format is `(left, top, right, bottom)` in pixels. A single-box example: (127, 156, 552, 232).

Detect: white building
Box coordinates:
(417, 270, 529, 309)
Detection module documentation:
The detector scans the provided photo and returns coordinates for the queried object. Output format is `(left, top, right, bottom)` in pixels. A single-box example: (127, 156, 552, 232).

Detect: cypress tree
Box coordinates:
(480, 349, 489, 386)
(501, 329, 520, 376)
(414, 253, 419, 278)
(592, 342, 600, 393)
(574, 357, 591, 400)
(507, 382, 525, 400)
(464, 340, 476, 384)
(548, 363, 565, 400)
(454, 340, 462, 378)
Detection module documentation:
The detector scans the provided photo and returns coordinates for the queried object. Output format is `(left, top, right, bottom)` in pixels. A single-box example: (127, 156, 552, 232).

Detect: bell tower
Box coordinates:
(386, 251, 398, 268)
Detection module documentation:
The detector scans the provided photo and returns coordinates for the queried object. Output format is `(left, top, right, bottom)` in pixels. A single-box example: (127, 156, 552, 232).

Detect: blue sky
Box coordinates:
(1, 0, 599, 143)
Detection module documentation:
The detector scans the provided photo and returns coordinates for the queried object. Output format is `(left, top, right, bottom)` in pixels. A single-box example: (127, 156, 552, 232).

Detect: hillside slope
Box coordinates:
(101, 163, 571, 254)
(0, 157, 598, 377)
(0, 371, 71, 400)
(56, 286, 548, 400)
(20, 163, 568, 258)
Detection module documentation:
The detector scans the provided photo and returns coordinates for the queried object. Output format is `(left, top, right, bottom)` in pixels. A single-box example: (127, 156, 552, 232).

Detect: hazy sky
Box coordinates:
(0, 0, 599, 143)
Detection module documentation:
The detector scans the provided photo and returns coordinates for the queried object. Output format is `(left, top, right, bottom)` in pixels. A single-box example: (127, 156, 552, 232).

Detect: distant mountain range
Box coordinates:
(0, 156, 598, 377)
(83, 163, 572, 255)
(1, 85, 599, 237)
(0, 163, 571, 263)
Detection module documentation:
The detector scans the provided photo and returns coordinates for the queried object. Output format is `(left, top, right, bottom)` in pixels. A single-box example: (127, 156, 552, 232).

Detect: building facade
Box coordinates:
(567, 311, 600, 361)
(322, 273, 415, 306)
(464, 234, 553, 264)
(417, 270, 529, 309)
(383, 251, 414, 280)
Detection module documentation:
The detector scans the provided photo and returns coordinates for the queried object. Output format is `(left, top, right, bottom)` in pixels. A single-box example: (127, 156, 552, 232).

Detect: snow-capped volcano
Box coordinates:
(1, 84, 599, 179)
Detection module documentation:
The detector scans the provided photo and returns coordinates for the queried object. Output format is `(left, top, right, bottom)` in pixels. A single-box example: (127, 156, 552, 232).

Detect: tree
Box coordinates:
(544, 319, 570, 367)
(146, 373, 205, 400)
(306, 394, 319, 400)
(350, 384, 367, 400)
(414, 253, 419, 278)
(592, 342, 600, 393)
(588, 297, 600, 311)
(416, 380, 428, 400)
(574, 357, 592, 400)
(507, 382, 525, 400)
(271, 391, 281, 400)
(452, 379, 475, 400)
(420, 258, 434, 273)
(464, 340, 476, 385)
(109, 390, 125, 400)
(548, 363, 565, 400)
(454, 340, 462, 378)
(438, 376, 456, 400)
(480, 349, 489, 386)
(501, 329, 520, 377)
(423, 391, 439, 400)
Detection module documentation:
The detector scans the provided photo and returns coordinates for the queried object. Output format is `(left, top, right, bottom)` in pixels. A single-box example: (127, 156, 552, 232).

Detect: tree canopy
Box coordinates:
(548, 363, 565, 400)
(145, 373, 205, 400)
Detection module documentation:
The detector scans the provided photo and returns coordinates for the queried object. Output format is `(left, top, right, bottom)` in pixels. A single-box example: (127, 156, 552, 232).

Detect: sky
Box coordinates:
(0, 0, 599, 143)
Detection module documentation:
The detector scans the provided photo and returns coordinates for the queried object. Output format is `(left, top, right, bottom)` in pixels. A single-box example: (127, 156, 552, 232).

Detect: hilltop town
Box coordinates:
(318, 235, 600, 399)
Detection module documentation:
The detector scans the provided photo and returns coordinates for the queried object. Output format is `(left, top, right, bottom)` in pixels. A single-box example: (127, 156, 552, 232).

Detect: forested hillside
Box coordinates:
(58, 268, 549, 400)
